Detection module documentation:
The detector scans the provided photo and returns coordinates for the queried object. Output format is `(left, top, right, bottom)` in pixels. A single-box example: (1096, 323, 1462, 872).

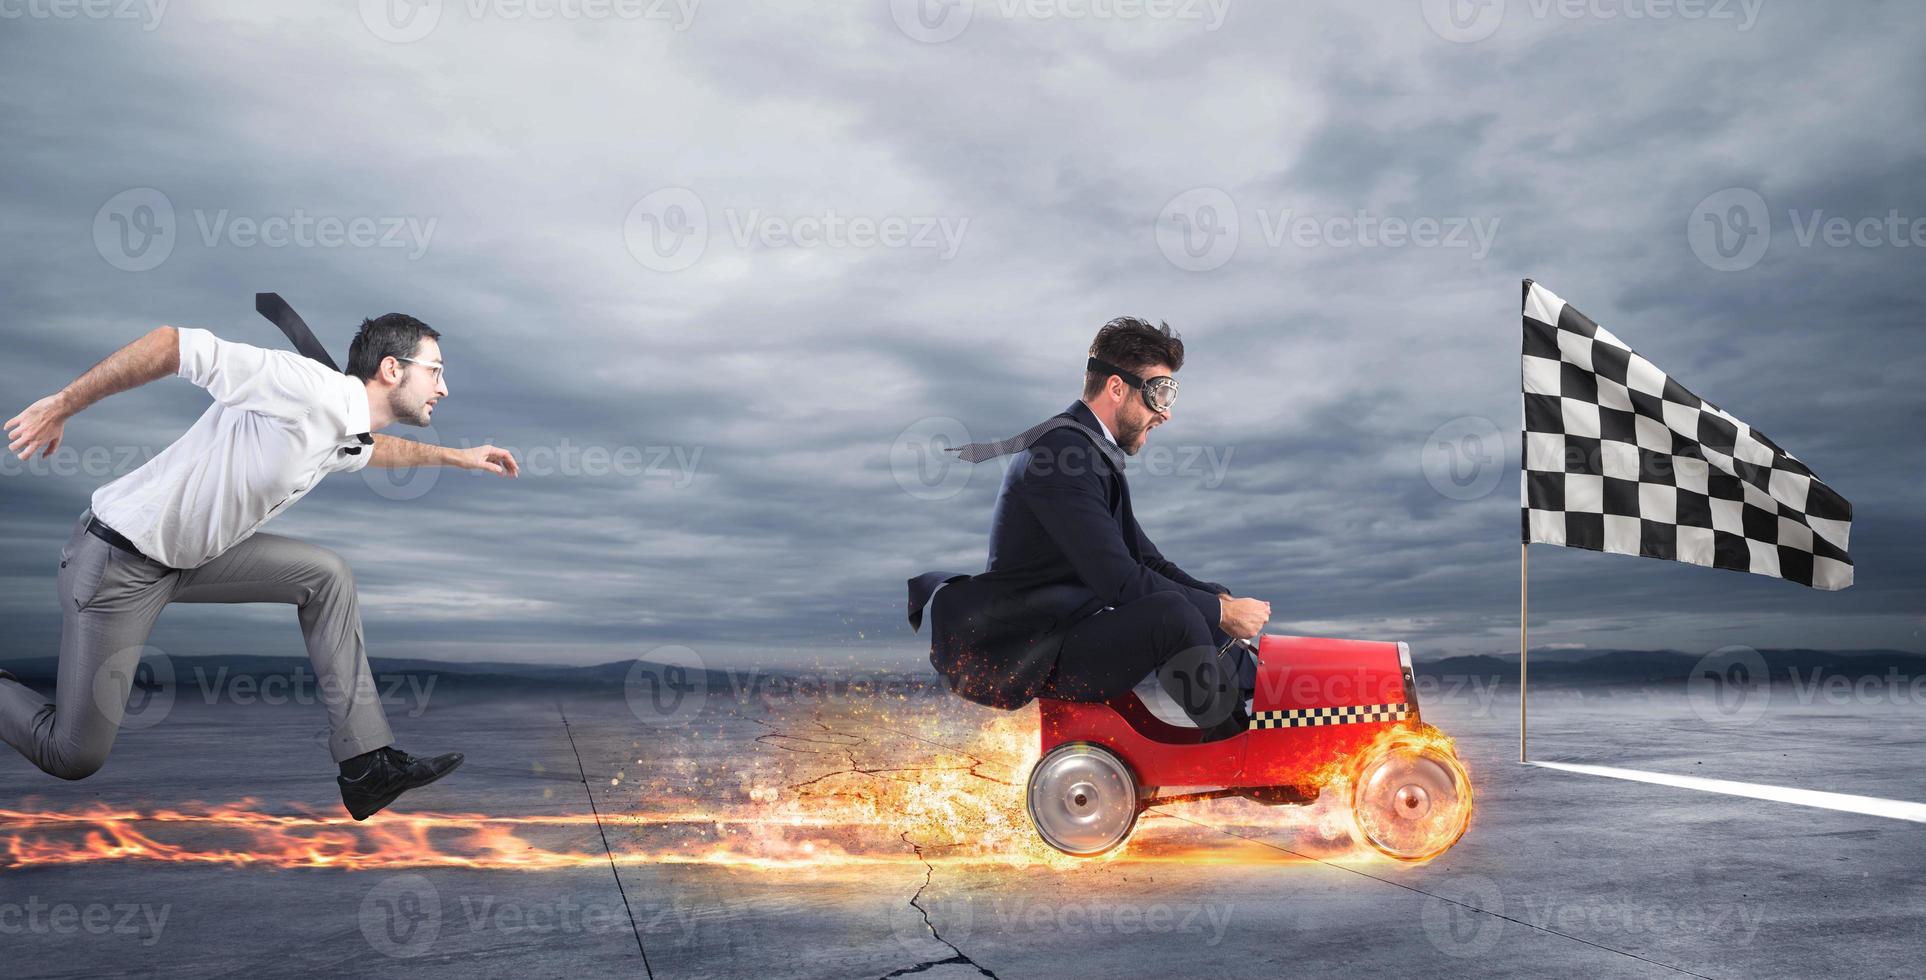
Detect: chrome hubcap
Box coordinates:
(1028, 744, 1138, 856)
(1353, 739, 1471, 861)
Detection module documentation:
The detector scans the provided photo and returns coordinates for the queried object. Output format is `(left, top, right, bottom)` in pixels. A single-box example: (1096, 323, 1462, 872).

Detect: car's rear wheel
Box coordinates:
(1027, 742, 1140, 857)
(1350, 727, 1473, 861)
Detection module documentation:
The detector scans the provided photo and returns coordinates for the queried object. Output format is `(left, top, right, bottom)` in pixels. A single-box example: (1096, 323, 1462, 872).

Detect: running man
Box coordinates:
(1, 313, 517, 819)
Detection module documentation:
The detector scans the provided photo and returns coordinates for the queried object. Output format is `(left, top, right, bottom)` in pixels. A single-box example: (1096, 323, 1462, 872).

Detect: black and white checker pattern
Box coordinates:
(1248, 703, 1411, 730)
(1520, 280, 1854, 590)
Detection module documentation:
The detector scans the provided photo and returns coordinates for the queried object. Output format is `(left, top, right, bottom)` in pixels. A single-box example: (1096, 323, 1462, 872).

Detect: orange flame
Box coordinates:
(0, 709, 1472, 872)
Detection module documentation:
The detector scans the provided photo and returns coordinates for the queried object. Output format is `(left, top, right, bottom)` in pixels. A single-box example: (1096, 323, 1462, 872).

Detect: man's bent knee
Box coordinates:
(43, 745, 110, 781)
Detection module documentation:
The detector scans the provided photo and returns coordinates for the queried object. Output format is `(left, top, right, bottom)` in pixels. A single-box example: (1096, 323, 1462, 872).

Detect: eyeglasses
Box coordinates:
(1087, 357, 1178, 414)
(396, 357, 445, 386)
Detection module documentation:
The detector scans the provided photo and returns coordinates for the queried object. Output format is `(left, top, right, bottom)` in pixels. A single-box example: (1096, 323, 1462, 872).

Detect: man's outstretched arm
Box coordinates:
(370, 435, 520, 478)
(5, 325, 180, 461)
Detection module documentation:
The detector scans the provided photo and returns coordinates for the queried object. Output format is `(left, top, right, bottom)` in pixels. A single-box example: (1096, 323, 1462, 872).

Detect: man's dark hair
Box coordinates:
(345, 314, 440, 382)
(1083, 316, 1184, 399)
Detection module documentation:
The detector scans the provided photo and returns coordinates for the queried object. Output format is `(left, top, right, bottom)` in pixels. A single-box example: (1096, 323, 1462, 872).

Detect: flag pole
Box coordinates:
(1519, 542, 1529, 762)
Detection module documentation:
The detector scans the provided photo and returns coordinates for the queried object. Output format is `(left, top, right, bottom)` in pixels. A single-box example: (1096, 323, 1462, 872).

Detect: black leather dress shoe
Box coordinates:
(338, 746, 465, 821)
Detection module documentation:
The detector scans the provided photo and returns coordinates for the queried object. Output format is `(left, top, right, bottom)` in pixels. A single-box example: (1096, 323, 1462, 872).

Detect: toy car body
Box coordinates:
(1026, 634, 1472, 861)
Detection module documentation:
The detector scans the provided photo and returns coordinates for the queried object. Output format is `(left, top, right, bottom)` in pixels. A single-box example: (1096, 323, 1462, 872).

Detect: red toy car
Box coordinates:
(1026, 634, 1473, 861)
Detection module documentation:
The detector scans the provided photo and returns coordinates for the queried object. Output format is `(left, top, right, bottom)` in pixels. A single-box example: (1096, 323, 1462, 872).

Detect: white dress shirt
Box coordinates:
(1092, 412, 1120, 447)
(89, 328, 375, 569)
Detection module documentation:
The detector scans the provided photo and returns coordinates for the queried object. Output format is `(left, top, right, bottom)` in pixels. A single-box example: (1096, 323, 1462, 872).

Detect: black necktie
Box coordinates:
(950, 416, 1125, 470)
(255, 292, 372, 454)
(256, 292, 341, 370)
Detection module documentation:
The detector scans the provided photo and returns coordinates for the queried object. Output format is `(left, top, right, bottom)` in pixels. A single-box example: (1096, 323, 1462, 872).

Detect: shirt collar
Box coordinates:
(342, 375, 374, 450)
(1071, 400, 1119, 447)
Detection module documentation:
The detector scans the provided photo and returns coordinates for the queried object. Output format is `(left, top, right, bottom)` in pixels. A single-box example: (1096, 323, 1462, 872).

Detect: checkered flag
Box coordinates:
(1520, 280, 1854, 590)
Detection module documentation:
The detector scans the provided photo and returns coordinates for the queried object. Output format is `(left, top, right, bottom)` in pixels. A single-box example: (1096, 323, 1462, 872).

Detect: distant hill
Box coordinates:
(1, 648, 1919, 695)
(1415, 648, 1926, 689)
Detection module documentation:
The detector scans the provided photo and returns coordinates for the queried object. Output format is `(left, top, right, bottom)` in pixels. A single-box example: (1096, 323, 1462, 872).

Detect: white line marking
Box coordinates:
(1529, 760, 1926, 823)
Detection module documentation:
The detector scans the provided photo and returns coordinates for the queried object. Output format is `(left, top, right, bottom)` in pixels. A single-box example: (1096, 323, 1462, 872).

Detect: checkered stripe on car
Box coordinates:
(1248, 703, 1411, 730)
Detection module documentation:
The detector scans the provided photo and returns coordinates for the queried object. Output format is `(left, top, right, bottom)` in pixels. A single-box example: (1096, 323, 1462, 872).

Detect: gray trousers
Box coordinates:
(0, 510, 395, 779)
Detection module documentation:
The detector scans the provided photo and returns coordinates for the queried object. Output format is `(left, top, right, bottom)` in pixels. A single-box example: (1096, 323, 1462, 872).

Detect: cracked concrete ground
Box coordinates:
(2, 683, 1923, 978)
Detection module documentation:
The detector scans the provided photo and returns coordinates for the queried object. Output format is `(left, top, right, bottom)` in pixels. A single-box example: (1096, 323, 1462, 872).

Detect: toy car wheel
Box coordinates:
(1350, 727, 1473, 862)
(1027, 742, 1140, 857)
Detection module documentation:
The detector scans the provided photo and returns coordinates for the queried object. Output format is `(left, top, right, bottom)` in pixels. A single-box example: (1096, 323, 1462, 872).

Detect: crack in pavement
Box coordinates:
(748, 713, 1004, 978)
(880, 831, 999, 980)
(750, 716, 1001, 794)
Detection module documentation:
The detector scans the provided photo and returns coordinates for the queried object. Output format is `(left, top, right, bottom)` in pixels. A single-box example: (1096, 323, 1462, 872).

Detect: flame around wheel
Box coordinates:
(1350, 726, 1473, 862)
(1026, 742, 1140, 857)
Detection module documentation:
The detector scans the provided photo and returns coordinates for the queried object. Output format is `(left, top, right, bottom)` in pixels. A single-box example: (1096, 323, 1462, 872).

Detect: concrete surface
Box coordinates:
(1, 678, 1922, 978)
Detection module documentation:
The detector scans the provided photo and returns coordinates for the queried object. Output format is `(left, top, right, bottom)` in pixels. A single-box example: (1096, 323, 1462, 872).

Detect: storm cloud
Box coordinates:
(1, 0, 1921, 668)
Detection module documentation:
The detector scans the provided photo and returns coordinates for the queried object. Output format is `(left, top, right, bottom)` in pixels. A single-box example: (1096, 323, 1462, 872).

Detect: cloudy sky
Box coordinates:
(1, 0, 1920, 669)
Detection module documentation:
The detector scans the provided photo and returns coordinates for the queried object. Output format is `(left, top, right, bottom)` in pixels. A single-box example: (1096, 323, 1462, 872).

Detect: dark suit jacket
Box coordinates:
(910, 401, 1226, 708)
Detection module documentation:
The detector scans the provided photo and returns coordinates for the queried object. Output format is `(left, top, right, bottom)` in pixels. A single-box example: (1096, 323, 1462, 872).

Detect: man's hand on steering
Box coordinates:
(1218, 595, 1271, 640)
